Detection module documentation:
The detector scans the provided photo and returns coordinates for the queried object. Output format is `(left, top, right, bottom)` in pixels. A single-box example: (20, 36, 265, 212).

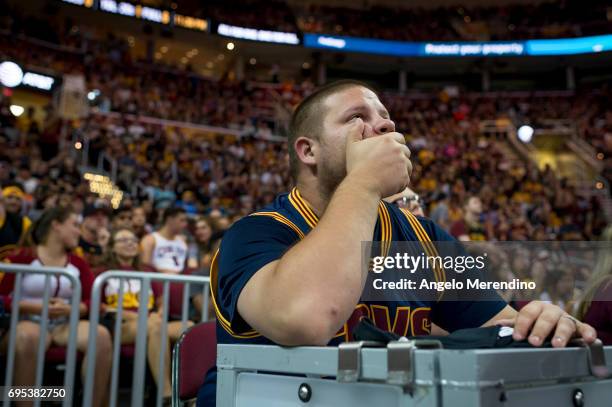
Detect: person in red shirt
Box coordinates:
(450, 195, 487, 241)
(1, 206, 111, 407)
(100, 227, 173, 403)
(576, 226, 612, 344)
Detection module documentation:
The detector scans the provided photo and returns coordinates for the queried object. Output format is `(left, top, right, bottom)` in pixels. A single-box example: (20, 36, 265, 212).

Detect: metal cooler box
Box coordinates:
(217, 340, 612, 406)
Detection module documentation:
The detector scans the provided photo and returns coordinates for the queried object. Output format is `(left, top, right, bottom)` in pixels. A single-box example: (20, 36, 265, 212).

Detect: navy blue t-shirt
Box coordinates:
(197, 188, 506, 405)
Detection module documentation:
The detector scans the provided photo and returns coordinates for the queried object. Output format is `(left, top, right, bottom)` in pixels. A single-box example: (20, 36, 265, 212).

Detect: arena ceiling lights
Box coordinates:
(0, 61, 56, 91)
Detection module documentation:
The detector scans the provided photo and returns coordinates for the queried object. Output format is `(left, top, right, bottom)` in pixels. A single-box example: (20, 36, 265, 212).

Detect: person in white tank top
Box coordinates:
(141, 207, 188, 274)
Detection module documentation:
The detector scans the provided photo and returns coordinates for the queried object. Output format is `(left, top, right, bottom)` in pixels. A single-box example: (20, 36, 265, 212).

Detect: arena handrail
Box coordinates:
(1, 263, 81, 407)
(83, 270, 210, 407)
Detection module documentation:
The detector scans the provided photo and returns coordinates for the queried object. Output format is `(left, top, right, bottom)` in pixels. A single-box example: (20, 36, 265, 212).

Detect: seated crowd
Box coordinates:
(1, 93, 611, 405)
(1, 5, 611, 157)
(0, 3, 610, 401)
(0, 190, 218, 404)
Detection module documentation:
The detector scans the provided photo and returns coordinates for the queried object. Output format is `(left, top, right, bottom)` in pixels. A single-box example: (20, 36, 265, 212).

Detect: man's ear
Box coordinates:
(294, 136, 317, 167)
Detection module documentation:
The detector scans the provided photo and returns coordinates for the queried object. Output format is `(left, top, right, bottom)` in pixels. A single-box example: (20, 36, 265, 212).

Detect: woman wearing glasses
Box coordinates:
(100, 227, 173, 405)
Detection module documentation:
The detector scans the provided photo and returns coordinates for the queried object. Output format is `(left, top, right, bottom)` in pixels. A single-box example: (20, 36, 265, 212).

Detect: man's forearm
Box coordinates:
(267, 175, 381, 342)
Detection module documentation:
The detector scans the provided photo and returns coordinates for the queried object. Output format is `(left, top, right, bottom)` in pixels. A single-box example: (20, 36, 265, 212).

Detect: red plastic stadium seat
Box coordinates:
(45, 346, 83, 363)
(121, 344, 136, 358)
(168, 282, 186, 318)
(155, 269, 196, 319)
(172, 321, 216, 402)
(46, 343, 134, 362)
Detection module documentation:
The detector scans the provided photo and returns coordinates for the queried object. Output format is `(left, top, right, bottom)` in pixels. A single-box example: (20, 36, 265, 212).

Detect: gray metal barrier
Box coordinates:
(83, 270, 210, 407)
(216, 343, 612, 407)
(1, 263, 81, 407)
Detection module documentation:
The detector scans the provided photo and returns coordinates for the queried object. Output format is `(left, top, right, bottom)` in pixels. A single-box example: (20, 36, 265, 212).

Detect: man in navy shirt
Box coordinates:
(198, 80, 597, 405)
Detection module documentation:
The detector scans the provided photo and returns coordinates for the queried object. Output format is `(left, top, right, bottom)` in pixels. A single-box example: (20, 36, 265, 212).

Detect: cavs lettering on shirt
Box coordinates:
(211, 188, 506, 345)
(335, 304, 432, 341)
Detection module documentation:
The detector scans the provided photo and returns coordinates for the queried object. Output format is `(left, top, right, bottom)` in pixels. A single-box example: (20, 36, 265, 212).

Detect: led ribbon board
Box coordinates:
(60, 0, 207, 31)
(304, 33, 612, 57)
(57, 1, 611, 55)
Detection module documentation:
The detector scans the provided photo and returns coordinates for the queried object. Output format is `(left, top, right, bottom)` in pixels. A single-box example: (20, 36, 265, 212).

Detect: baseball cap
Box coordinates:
(2, 185, 25, 199)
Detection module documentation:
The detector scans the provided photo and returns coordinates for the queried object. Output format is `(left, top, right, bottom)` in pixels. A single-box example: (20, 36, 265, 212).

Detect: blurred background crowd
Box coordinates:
(1, 0, 611, 281)
(0, 0, 610, 286)
(0, 0, 611, 401)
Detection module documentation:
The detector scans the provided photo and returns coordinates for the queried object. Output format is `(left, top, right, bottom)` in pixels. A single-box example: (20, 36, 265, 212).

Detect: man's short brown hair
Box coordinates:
(288, 79, 376, 180)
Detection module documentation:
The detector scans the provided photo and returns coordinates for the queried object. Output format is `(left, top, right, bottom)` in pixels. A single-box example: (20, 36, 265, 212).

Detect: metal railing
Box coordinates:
(1, 263, 81, 407)
(83, 271, 210, 407)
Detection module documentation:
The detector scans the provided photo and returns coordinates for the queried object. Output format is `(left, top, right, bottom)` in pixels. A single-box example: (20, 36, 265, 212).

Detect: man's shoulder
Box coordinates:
(223, 210, 302, 242)
(224, 193, 300, 234)
(216, 203, 303, 261)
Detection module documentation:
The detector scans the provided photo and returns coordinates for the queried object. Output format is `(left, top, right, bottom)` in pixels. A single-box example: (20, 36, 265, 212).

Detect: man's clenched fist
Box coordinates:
(345, 118, 412, 199)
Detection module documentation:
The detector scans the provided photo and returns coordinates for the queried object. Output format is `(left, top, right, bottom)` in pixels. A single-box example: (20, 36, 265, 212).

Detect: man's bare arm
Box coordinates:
(238, 178, 380, 345)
